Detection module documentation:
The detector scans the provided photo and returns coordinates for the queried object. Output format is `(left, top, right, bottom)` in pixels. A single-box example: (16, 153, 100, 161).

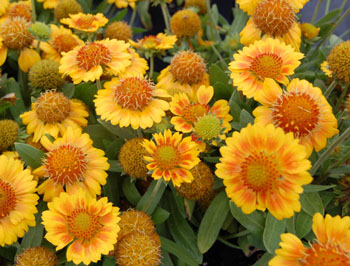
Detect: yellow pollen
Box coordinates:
(0, 17, 34, 50)
(272, 92, 319, 137)
(75, 15, 97, 30)
(114, 77, 153, 110)
(52, 34, 79, 53)
(302, 242, 350, 265)
(67, 209, 101, 240)
(194, 114, 221, 140)
(253, 0, 295, 36)
(0, 180, 16, 218)
(45, 144, 87, 186)
(35, 91, 71, 123)
(76, 42, 112, 70)
(182, 104, 209, 123)
(250, 53, 283, 79)
(155, 145, 179, 170)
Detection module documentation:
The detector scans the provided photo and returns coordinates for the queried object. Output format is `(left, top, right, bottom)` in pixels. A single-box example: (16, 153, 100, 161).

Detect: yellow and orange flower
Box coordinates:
(20, 90, 89, 142)
(59, 39, 131, 84)
(108, 0, 138, 9)
(0, 0, 9, 17)
(0, 155, 38, 246)
(1, 0, 31, 22)
(129, 33, 177, 53)
(237, 0, 309, 50)
(60, 12, 108, 32)
(321, 60, 333, 77)
(229, 38, 303, 100)
(269, 213, 350, 265)
(42, 190, 120, 265)
(37, 0, 58, 9)
(215, 123, 312, 220)
(142, 130, 200, 187)
(118, 48, 149, 78)
(253, 78, 339, 157)
(39, 24, 83, 63)
(95, 76, 169, 129)
(33, 127, 110, 201)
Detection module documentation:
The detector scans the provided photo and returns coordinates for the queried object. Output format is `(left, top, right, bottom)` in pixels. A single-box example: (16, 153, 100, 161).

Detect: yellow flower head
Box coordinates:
(20, 90, 89, 142)
(14, 247, 57, 266)
(216, 123, 312, 220)
(185, 0, 207, 14)
(108, 0, 138, 9)
(170, 9, 201, 38)
(0, 119, 18, 151)
(6, 1, 32, 21)
(60, 12, 108, 32)
(142, 129, 201, 187)
(0, 0, 9, 17)
(42, 190, 120, 265)
(105, 21, 132, 42)
(54, 0, 82, 21)
(0, 17, 34, 50)
(229, 38, 304, 100)
(0, 155, 38, 246)
(33, 127, 110, 201)
(118, 48, 149, 78)
(300, 22, 320, 40)
(237, 0, 309, 50)
(321, 60, 332, 77)
(94, 76, 169, 130)
(327, 40, 350, 84)
(253, 78, 339, 157)
(37, 0, 59, 9)
(269, 213, 350, 265)
(129, 33, 177, 52)
(29, 59, 64, 90)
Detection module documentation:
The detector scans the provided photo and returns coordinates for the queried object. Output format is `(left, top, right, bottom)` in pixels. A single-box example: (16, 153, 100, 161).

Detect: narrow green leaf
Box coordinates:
(61, 83, 75, 98)
(300, 192, 324, 216)
(160, 248, 174, 266)
(98, 119, 137, 139)
(213, 82, 232, 100)
(197, 191, 229, 254)
(228, 90, 241, 121)
(137, 0, 152, 29)
(303, 184, 335, 192)
(0, 245, 17, 262)
(132, 27, 148, 34)
(315, 9, 341, 26)
(14, 143, 45, 169)
(5, 78, 25, 122)
(102, 256, 115, 266)
(103, 173, 120, 206)
(286, 215, 296, 235)
(152, 207, 170, 225)
(122, 178, 141, 206)
(109, 8, 128, 23)
(295, 211, 313, 239)
(240, 109, 254, 127)
(136, 180, 166, 215)
(252, 252, 274, 266)
(263, 213, 286, 254)
(107, 160, 122, 172)
(209, 64, 229, 87)
(73, 82, 97, 108)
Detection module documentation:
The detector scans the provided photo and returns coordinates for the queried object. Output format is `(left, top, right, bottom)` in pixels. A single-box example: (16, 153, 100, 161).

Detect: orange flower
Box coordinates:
(129, 33, 177, 53)
(216, 123, 312, 220)
(60, 12, 108, 32)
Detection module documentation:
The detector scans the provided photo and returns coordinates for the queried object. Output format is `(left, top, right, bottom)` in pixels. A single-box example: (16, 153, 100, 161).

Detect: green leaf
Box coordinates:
(263, 213, 286, 254)
(152, 207, 170, 225)
(0, 245, 17, 262)
(303, 184, 335, 193)
(14, 143, 45, 168)
(132, 27, 148, 34)
(228, 90, 241, 121)
(104, 138, 124, 159)
(209, 64, 229, 87)
(213, 82, 233, 100)
(160, 237, 199, 266)
(97, 119, 137, 139)
(73, 82, 97, 108)
(61, 83, 75, 98)
(315, 9, 341, 26)
(137, 0, 152, 30)
(103, 173, 120, 206)
(122, 178, 141, 206)
(240, 109, 254, 127)
(229, 201, 265, 234)
(102, 256, 115, 266)
(252, 252, 274, 266)
(109, 8, 128, 23)
(286, 215, 296, 235)
(300, 192, 324, 216)
(197, 191, 229, 254)
(295, 211, 312, 239)
(136, 180, 166, 215)
(107, 160, 122, 172)
(203, 157, 220, 163)
(160, 248, 174, 266)
(4, 78, 25, 123)
(229, 7, 248, 34)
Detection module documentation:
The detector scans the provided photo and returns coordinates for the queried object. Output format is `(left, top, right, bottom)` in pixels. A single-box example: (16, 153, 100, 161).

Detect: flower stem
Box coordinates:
(334, 85, 349, 111)
(325, 0, 331, 15)
(31, 0, 36, 22)
(324, 80, 337, 98)
(312, 0, 323, 24)
(149, 54, 154, 80)
(129, 7, 137, 27)
(160, 2, 171, 33)
(205, 0, 221, 41)
(96, 79, 102, 90)
(142, 179, 163, 213)
(36, 40, 41, 54)
(210, 43, 228, 68)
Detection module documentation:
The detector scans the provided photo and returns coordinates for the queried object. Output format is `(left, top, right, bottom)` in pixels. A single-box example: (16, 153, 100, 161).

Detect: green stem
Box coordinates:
(312, 0, 323, 24)
(142, 179, 163, 213)
(218, 237, 242, 250)
(137, 128, 143, 137)
(325, 0, 331, 15)
(223, 230, 250, 240)
(205, 0, 221, 41)
(160, 2, 171, 33)
(324, 80, 337, 98)
(311, 126, 350, 176)
(210, 43, 227, 68)
(36, 40, 40, 54)
(31, 0, 36, 22)
(96, 79, 102, 90)
(334, 85, 349, 111)
(129, 7, 137, 27)
(149, 54, 154, 80)
(337, 110, 346, 128)
(339, 0, 349, 18)
(19, 69, 29, 105)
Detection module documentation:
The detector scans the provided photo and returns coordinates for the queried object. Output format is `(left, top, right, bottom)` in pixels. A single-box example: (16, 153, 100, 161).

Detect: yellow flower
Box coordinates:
(37, 0, 59, 9)
(185, 0, 207, 14)
(33, 127, 109, 201)
(229, 38, 303, 100)
(94, 76, 169, 130)
(0, 0, 9, 17)
(118, 48, 149, 78)
(20, 90, 89, 142)
(39, 24, 84, 63)
(14, 247, 57, 266)
(42, 190, 120, 265)
(0, 155, 38, 246)
(300, 22, 320, 40)
(60, 12, 108, 32)
(3, 0, 31, 22)
(215, 123, 312, 220)
(321, 60, 332, 77)
(105, 21, 132, 42)
(60, 39, 131, 84)
(237, 0, 309, 51)
(170, 9, 201, 38)
(108, 0, 138, 9)
(142, 129, 200, 187)
(54, 0, 82, 21)
(327, 40, 350, 84)
(269, 213, 350, 265)
(129, 33, 177, 52)
(253, 78, 339, 157)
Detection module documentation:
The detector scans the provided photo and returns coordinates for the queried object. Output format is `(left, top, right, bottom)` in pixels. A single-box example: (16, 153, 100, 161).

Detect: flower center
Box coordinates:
(75, 15, 97, 30)
(141, 36, 161, 48)
(194, 114, 221, 140)
(0, 17, 34, 50)
(302, 242, 350, 266)
(241, 151, 280, 192)
(52, 34, 79, 53)
(45, 144, 87, 186)
(253, 0, 295, 36)
(0, 180, 16, 218)
(114, 77, 153, 110)
(272, 92, 320, 137)
(76, 42, 112, 71)
(250, 53, 283, 79)
(35, 91, 71, 123)
(67, 208, 101, 240)
(183, 104, 209, 123)
(155, 145, 179, 170)
(8, 3, 32, 21)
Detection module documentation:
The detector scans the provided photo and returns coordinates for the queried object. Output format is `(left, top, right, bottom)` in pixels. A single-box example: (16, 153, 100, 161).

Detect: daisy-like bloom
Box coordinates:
(237, 0, 309, 51)
(33, 127, 110, 201)
(269, 213, 350, 265)
(39, 24, 83, 63)
(20, 90, 89, 142)
(0, 0, 9, 17)
(0, 155, 38, 246)
(108, 0, 138, 9)
(156, 50, 209, 101)
(42, 190, 120, 265)
(1, 0, 31, 22)
(215, 123, 312, 220)
(142, 129, 200, 187)
(229, 38, 304, 100)
(253, 78, 339, 157)
(60, 13, 108, 33)
(118, 48, 148, 78)
(129, 33, 177, 54)
(59, 39, 131, 84)
(321, 61, 332, 77)
(37, 0, 59, 9)
(327, 41, 350, 84)
(94, 76, 169, 130)
(300, 22, 320, 40)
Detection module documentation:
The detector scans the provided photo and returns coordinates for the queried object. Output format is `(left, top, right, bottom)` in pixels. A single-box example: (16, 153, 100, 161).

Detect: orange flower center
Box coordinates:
(67, 208, 102, 240)
(155, 145, 179, 170)
(114, 77, 153, 110)
(35, 91, 71, 123)
(45, 144, 87, 186)
(52, 34, 79, 53)
(75, 15, 97, 30)
(141, 36, 161, 48)
(183, 104, 209, 123)
(241, 151, 280, 192)
(0, 180, 16, 218)
(0, 17, 34, 50)
(8, 3, 32, 21)
(253, 0, 295, 36)
(250, 53, 283, 79)
(272, 92, 320, 137)
(76, 42, 112, 70)
(302, 242, 350, 265)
